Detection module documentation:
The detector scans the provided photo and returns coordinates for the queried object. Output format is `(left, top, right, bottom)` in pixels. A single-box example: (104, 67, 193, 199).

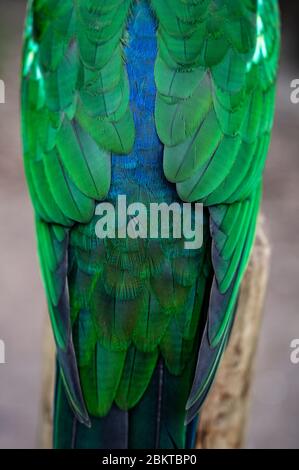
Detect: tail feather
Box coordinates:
(53, 358, 198, 449)
(128, 361, 162, 449)
(54, 369, 128, 449)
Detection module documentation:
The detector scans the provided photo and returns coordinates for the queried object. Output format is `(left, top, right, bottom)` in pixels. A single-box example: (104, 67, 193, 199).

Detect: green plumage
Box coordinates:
(21, 0, 280, 448)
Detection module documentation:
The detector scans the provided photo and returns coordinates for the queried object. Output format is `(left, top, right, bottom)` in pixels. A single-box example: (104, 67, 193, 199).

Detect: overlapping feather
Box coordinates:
(21, 0, 280, 431)
(151, 0, 280, 421)
(21, 0, 134, 423)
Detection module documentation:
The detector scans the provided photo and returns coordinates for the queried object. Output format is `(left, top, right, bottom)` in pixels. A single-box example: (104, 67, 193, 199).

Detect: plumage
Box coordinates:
(21, 0, 280, 449)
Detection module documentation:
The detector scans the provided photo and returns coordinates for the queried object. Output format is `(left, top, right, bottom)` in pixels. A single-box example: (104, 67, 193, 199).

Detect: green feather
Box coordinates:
(115, 346, 158, 410)
(80, 342, 126, 416)
(56, 118, 111, 200)
(21, 0, 280, 442)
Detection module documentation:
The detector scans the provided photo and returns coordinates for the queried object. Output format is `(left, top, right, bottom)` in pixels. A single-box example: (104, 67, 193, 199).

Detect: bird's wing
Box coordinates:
(151, 0, 280, 421)
(21, 0, 134, 424)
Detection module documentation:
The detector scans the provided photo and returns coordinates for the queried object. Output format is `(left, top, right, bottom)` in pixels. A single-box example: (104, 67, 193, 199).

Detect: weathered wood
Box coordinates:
(38, 219, 270, 449)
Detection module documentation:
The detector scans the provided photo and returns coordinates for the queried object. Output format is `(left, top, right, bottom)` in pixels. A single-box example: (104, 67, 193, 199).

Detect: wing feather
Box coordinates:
(21, 0, 134, 423)
(152, 0, 280, 421)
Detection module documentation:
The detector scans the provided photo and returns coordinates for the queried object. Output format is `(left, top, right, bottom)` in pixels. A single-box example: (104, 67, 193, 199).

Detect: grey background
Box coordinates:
(0, 0, 298, 449)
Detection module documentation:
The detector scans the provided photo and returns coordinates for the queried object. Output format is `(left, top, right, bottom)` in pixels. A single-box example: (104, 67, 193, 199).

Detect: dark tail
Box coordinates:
(53, 360, 198, 449)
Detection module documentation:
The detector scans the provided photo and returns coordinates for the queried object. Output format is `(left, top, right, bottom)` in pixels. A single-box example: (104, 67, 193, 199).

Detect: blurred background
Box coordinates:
(0, 0, 298, 449)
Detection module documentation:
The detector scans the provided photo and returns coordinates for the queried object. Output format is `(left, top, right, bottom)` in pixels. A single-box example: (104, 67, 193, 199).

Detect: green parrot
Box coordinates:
(21, 0, 280, 449)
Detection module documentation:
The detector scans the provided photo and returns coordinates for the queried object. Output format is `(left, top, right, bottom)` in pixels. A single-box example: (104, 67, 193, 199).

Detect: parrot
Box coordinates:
(21, 0, 280, 449)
